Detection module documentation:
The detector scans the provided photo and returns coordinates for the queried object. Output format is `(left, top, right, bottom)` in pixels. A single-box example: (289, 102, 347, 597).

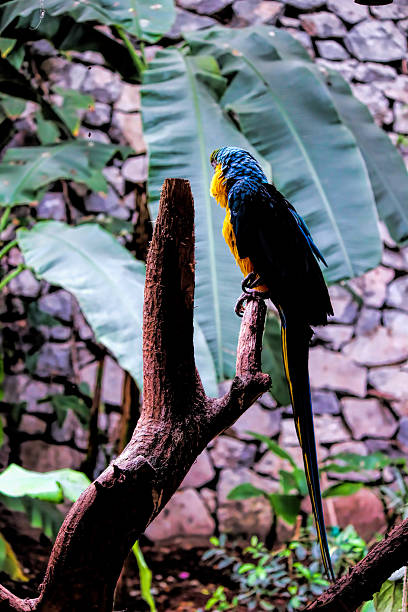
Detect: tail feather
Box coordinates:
(278, 306, 335, 582)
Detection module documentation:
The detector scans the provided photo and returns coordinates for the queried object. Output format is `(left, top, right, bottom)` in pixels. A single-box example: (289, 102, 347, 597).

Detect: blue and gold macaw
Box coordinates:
(210, 146, 335, 581)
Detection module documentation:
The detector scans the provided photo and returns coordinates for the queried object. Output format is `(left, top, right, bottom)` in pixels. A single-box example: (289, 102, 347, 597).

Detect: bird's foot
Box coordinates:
(235, 289, 270, 317)
(242, 272, 266, 294)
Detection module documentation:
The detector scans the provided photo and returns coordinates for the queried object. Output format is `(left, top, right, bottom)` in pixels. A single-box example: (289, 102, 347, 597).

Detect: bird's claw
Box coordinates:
(242, 272, 257, 294)
(235, 289, 270, 317)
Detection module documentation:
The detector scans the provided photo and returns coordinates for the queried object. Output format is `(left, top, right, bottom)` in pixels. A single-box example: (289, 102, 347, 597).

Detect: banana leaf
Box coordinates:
(0, 140, 130, 207)
(0, 0, 175, 44)
(319, 69, 408, 246)
(17, 221, 217, 395)
(141, 48, 271, 380)
(186, 26, 382, 283)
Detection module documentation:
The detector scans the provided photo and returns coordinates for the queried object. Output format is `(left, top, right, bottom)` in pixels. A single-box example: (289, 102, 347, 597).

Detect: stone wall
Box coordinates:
(2, 0, 408, 545)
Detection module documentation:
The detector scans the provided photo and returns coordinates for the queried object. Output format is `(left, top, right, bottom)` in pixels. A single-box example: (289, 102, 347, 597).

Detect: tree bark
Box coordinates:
(0, 178, 270, 611)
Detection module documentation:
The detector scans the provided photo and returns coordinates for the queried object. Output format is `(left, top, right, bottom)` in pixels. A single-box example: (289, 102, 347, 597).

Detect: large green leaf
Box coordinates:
(0, 0, 175, 44)
(262, 313, 290, 405)
(0, 464, 90, 503)
(186, 26, 382, 283)
(373, 580, 404, 612)
(320, 69, 408, 246)
(142, 48, 271, 380)
(18, 221, 146, 386)
(17, 221, 217, 394)
(0, 140, 130, 207)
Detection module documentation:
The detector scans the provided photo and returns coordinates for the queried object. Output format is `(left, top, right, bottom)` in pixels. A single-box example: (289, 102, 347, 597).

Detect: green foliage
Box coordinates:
(0, 0, 176, 45)
(47, 394, 90, 428)
(373, 579, 404, 612)
(132, 541, 157, 612)
(17, 221, 218, 395)
(0, 464, 90, 540)
(0, 141, 130, 207)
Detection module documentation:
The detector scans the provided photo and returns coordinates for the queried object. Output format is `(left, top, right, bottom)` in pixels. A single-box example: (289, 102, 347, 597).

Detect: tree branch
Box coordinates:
(0, 179, 270, 611)
(305, 517, 408, 611)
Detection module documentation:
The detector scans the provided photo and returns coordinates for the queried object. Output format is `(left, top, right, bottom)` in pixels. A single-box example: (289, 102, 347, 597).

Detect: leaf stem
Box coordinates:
(115, 26, 146, 78)
(0, 264, 25, 290)
(0, 239, 17, 260)
(0, 206, 11, 233)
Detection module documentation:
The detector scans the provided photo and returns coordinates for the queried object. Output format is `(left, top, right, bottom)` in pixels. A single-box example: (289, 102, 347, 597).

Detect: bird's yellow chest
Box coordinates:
(210, 164, 254, 277)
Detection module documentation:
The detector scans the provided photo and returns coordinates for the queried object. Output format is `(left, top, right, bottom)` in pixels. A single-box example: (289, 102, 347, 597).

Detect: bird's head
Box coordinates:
(210, 146, 267, 183)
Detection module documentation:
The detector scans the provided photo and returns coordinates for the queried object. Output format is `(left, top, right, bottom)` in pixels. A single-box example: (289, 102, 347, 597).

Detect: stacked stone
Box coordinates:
(1, 0, 408, 544)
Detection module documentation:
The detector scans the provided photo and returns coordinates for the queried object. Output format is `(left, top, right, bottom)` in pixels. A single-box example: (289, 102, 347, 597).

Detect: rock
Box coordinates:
(316, 58, 358, 82)
(355, 62, 397, 83)
(386, 276, 408, 311)
(352, 83, 393, 125)
(378, 75, 408, 105)
(382, 248, 408, 271)
(342, 397, 397, 440)
(399, 17, 408, 32)
(113, 112, 146, 154)
(280, 414, 349, 445)
(394, 101, 408, 134)
(345, 21, 407, 63)
(84, 102, 111, 127)
(326, 0, 368, 24)
(217, 468, 276, 537)
(230, 402, 281, 441)
(165, 8, 218, 40)
(360, 266, 395, 308)
(79, 128, 110, 144)
(279, 16, 300, 27)
(368, 366, 408, 401)
(20, 414, 47, 435)
(103, 166, 125, 196)
(258, 392, 277, 410)
(146, 488, 215, 540)
(37, 193, 66, 221)
(313, 324, 354, 350)
(343, 326, 408, 367)
(210, 436, 256, 469)
(397, 417, 408, 447)
(179, 0, 232, 14)
(81, 66, 122, 103)
(121, 156, 148, 183)
(309, 346, 367, 397)
(200, 488, 217, 514)
(40, 325, 71, 341)
(355, 308, 381, 336)
(102, 356, 124, 406)
(85, 186, 129, 220)
(20, 440, 84, 471)
(233, 0, 284, 24)
(181, 450, 215, 488)
(36, 343, 72, 378)
(31, 39, 57, 56)
(8, 269, 40, 298)
(114, 84, 141, 112)
(332, 488, 386, 541)
(315, 41, 349, 60)
(383, 310, 408, 336)
(329, 285, 359, 324)
(41, 58, 86, 90)
(51, 410, 81, 443)
(256, 441, 325, 477)
(371, 1, 408, 19)
(311, 390, 340, 415)
(38, 290, 72, 322)
(285, 0, 324, 8)
(300, 12, 346, 38)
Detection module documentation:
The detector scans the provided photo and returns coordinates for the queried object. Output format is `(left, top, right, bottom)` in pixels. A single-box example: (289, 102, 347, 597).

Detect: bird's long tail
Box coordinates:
(278, 306, 335, 582)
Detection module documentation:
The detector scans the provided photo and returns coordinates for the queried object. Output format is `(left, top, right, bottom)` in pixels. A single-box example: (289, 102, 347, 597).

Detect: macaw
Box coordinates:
(210, 146, 335, 581)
